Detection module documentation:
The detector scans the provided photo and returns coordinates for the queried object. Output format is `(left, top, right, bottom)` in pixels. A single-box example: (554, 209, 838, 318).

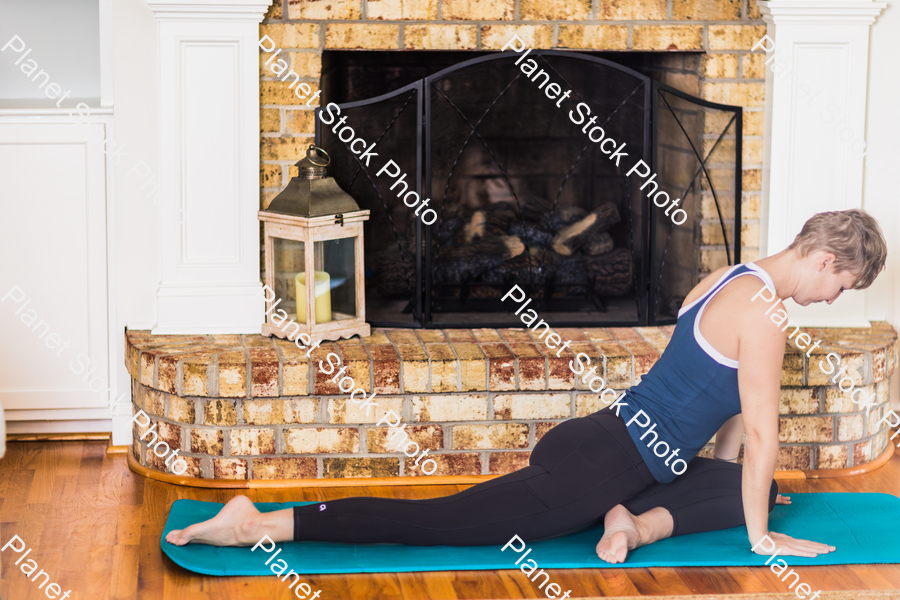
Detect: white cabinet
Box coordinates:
(0, 121, 118, 433)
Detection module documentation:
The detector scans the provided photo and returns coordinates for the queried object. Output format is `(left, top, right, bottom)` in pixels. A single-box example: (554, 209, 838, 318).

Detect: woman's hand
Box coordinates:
(775, 494, 791, 505)
(752, 531, 835, 558)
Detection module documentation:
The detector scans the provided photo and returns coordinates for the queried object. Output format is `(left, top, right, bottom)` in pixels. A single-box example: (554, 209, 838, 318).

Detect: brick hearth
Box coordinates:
(125, 324, 897, 481)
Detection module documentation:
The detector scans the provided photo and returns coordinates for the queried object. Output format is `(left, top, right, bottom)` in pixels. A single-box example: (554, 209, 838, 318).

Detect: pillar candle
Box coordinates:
(295, 271, 332, 324)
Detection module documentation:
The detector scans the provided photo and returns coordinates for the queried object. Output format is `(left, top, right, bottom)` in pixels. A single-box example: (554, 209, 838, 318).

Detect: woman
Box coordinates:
(167, 209, 886, 564)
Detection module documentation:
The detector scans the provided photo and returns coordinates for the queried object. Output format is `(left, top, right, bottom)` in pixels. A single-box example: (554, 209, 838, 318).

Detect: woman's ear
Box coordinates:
(818, 251, 837, 271)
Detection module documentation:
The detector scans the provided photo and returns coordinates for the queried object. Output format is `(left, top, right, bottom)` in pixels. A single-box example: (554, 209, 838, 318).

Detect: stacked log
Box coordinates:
(550, 203, 621, 256)
(372, 244, 416, 298)
(371, 197, 634, 298)
(586, 248, 633, 296)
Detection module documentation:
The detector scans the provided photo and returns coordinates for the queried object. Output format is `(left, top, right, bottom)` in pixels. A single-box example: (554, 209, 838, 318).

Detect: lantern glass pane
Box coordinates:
(315, 238, 357, 322)
(272, 237, 306, 322)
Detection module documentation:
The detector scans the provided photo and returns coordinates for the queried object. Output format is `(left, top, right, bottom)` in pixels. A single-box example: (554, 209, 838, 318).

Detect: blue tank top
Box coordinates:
(616, 263, 775, 483)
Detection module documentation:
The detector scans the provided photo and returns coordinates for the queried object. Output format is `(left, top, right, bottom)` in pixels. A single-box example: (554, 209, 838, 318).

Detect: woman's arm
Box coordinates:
(736, 299, 784, 546)
(713, 414, 743, 462)
(736, 287, 834, 557)
(716, 416, 789, 505)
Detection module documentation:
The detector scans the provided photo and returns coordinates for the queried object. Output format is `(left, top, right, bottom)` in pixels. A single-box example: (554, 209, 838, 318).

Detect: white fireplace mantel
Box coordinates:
(759, 0, 885, 327)
(148, 0, 272, 333)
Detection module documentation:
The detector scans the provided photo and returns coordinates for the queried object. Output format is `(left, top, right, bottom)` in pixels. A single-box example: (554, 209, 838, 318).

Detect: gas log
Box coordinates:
(372, 244, 416, 297)
(586, 247, 633, 296)
(436, 235, 525, 283)
(583, 232, 614, 256)
(370, 196, 633, 300)
(550, 203, 620, 256)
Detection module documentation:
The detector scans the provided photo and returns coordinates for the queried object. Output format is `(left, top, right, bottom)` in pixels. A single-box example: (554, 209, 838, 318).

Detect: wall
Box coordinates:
(863, 1, 900, 406)
(863, 5, 900, 323)
(110, 0, 160, 443)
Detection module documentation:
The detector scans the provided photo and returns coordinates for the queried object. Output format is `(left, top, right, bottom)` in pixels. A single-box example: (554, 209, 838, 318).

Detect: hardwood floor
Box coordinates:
(1, 441, 899, 600)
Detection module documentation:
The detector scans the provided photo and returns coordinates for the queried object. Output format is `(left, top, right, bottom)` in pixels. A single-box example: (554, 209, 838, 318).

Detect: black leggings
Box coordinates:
(292, 408, 778, 546)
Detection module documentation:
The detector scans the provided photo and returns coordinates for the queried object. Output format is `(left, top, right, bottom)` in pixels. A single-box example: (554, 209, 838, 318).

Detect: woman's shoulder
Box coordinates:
(681, 265, 734, 308)
(703, 266, 790, 346)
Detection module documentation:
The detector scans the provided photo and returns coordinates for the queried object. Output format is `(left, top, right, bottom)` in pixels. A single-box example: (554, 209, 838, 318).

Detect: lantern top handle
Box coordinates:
(305, 144, 331, 167)
(294, 144, 330, 180)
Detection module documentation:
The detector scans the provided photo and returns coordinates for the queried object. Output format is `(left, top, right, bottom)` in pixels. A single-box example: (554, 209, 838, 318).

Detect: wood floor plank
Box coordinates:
(444, 570, 496, 599)
(1, 468, 35, 523)
(117, 504, 143, 546)
(20, 502, 57, 581)
(676, 566, 746, 595)
(4, 442, 42, 471)
(137, 479, 172, 599)
(82, 542, 117, 599)
(615, 568, 654, 596)
(110, 543, 140, 600)
(25, 441, 75, 504)
(628, 567, 695, 596)
(97, 448, 132, 508)
(56, 446, 108, 588)
(723, 565, 785, 594)
(847, 564, 899, 591)
(415, 572, 462, 600)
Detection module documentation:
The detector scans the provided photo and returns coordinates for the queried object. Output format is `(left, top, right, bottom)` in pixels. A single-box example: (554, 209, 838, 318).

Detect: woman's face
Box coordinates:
(796, 254, 858, 306)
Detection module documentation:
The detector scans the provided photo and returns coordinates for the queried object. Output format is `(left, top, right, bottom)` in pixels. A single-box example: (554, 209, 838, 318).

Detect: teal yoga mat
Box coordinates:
(161, 493, 900, 576)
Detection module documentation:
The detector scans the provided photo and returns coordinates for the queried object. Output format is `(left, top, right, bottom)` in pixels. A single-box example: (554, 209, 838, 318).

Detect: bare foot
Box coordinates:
(595, 505, 643, 564)
(165, 496, 262, 547)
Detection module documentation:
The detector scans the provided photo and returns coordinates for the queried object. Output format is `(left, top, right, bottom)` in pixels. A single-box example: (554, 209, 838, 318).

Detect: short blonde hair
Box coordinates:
(788, 209, 887, 290)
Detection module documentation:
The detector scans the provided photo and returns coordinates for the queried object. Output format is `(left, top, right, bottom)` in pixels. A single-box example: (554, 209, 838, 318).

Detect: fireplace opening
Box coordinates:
(315, 50, 741, 328)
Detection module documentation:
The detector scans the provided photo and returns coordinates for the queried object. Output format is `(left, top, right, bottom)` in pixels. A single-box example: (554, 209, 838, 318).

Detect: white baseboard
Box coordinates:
(6, 419, 112, 434)
(5, 408, 114, 421)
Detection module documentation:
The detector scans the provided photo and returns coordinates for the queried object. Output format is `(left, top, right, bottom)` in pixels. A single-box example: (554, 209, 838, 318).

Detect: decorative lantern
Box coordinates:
(259, 144, 370, 344)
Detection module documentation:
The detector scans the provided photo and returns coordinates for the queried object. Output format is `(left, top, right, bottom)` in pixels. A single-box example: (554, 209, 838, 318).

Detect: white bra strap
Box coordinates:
(678, 264, 743, 317)
(693, 268, 774, 368)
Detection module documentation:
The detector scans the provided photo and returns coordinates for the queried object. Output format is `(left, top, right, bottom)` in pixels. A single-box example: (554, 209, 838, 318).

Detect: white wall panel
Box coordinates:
(182, 42, 240, 265)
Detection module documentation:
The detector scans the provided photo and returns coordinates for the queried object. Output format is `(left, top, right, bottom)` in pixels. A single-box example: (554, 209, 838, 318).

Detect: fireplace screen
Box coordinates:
(316, 50, 741, 328)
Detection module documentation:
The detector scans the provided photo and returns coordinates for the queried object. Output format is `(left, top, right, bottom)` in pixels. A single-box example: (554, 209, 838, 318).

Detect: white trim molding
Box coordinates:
(147, 0, 274, 21)
(148, 0, 272, 334)
(760, 0, 885, 327)
(99, 0, 115, 107)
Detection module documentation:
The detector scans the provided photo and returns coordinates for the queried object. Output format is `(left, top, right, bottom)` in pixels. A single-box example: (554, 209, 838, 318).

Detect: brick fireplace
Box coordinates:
(259, 0, 767, 280)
